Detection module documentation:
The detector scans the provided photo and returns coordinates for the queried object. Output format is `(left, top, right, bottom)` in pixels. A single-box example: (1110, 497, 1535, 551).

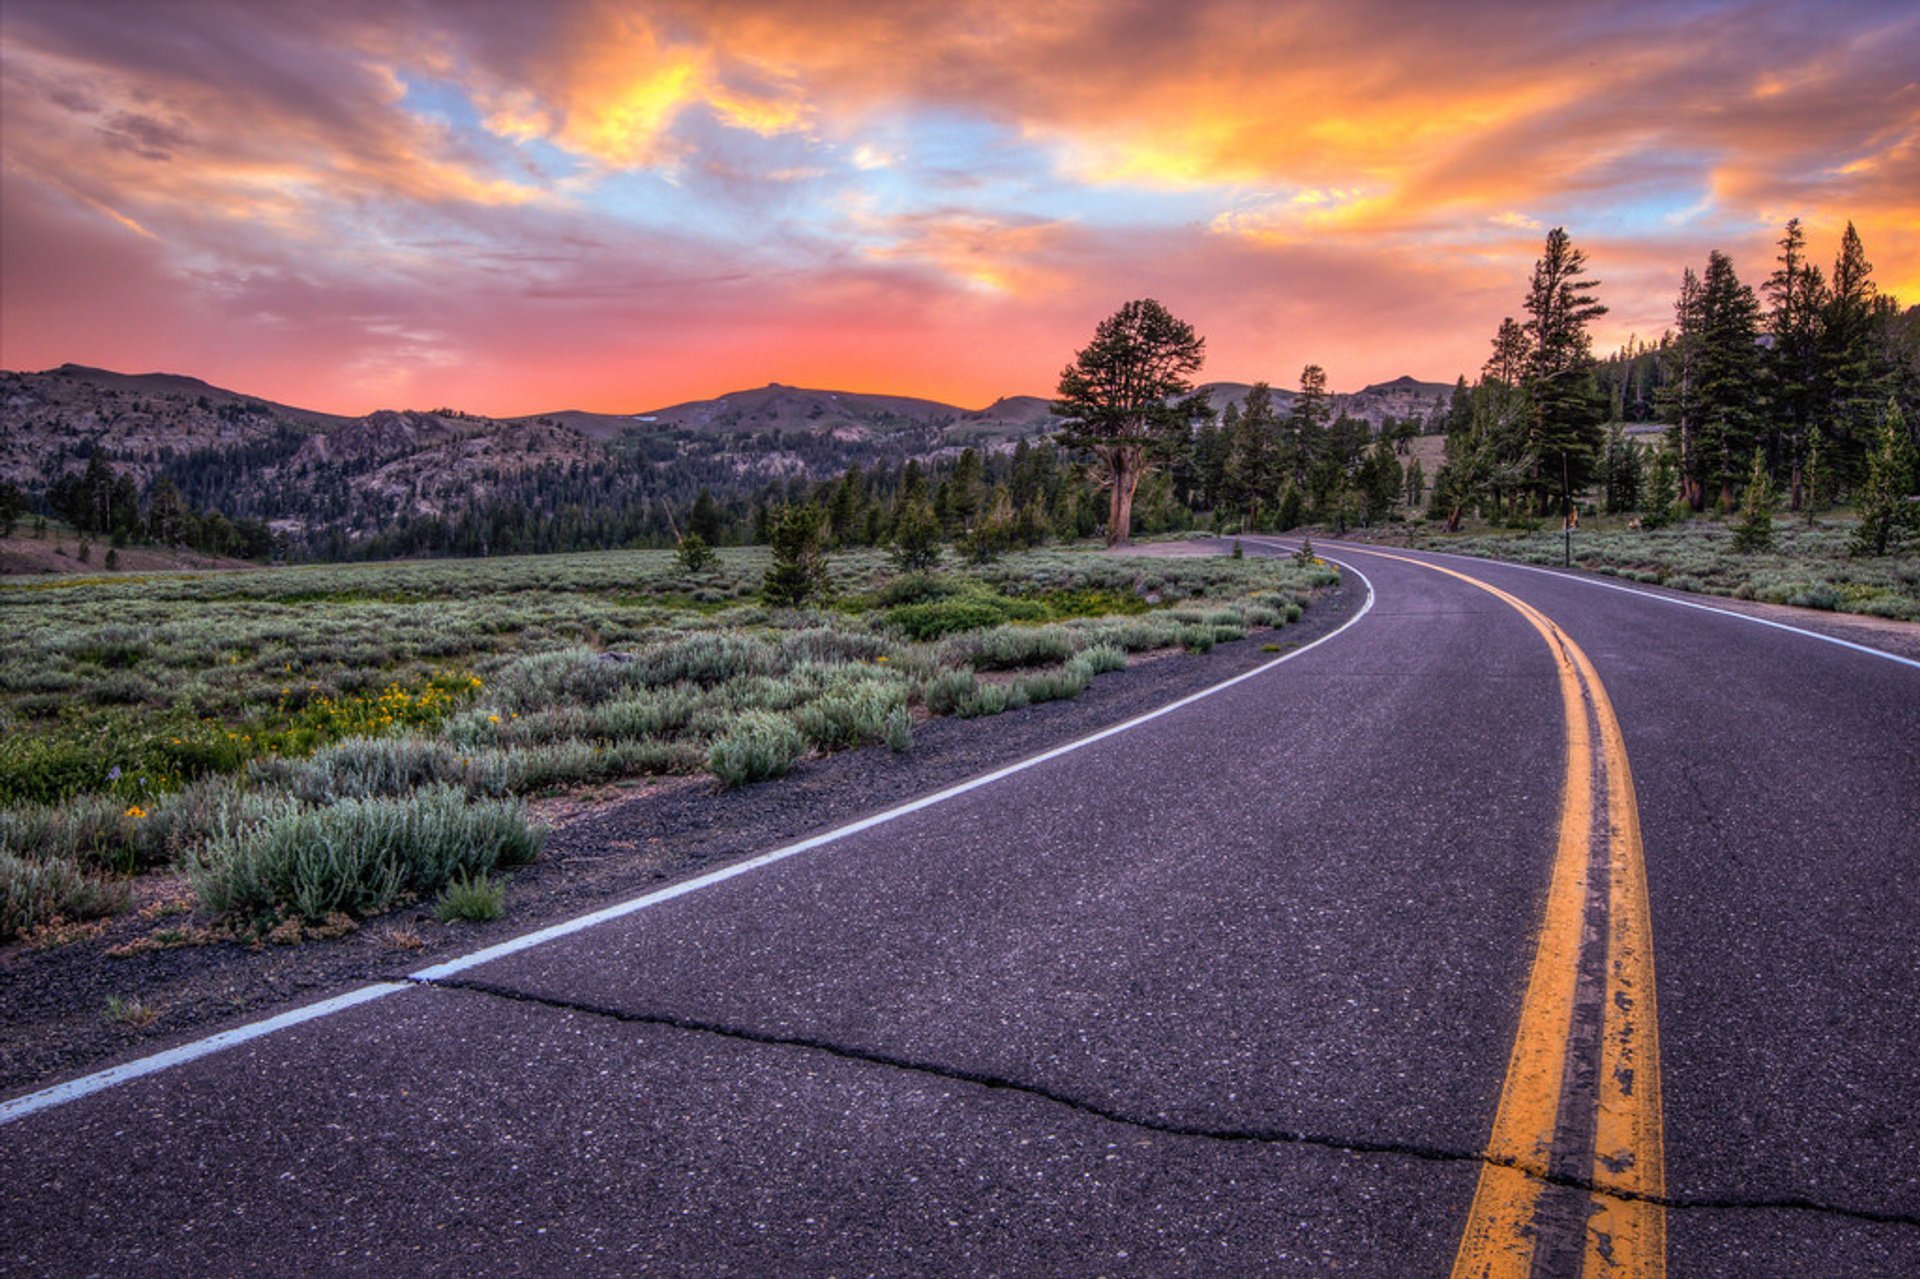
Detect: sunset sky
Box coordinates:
(2, 0, 1915, 416)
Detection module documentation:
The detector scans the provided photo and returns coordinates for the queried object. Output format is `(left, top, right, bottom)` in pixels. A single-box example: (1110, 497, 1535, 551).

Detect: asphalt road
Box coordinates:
(5, 540, 1917, 1277)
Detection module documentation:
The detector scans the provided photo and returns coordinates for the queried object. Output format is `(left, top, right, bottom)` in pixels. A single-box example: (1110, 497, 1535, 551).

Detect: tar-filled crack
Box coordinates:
(415, 974, 1920, 1232)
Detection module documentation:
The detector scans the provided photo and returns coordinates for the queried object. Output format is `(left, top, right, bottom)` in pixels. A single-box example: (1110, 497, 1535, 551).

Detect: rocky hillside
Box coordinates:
(274, 411, 607, 524)
(0, 364, 339, 490)
(1199, 375, 1451, 427)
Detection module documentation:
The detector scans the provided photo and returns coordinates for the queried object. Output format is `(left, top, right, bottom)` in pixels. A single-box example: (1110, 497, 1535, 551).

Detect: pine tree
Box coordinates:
(1275, 480, 1305, 531)
(825, 465, 866, 547)
(1641, 445, 1681, 529)
(0, 480, 24, 538)
(946, 449, 985, 534)
(1690, 251, 1764, 512)
(1521, 229, 1609, 517)
(1659, 268, 1705, 510)
(1282, 365, 1332, 494)
(1803, 427, 1824, 525)
(1402, 458, 1426, 510)
(145, 477, 192, 545)
(675, 532, 716, 573)
(1052, 299, 1208, 546)
(762, 503, 830, 605)
(1733, 448, 1775, 552)
(898, 459, 928, 508)
(1850, 401, 1919, 556)
(1602, 424, 1643, 513)
(1823, 223, 1881, 478)
(1224, 384, 1281, 527)
(889, 500, 942, 572)
(1357, 439, 1402, 524)
(1762, 218, 1828, 508)
(1486, 318, 1529, 385)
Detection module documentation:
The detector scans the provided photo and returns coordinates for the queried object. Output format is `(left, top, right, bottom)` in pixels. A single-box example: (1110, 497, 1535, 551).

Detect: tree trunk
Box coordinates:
(1719, 479, 1734, 514)
(1789, 462, 1803, 512)
(1107, 459, 1141, 547)
(1446, 504, 1463, 533)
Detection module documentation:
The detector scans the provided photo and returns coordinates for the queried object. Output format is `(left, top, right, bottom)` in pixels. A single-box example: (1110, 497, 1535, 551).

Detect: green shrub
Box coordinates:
(0, 852, 128, 942)
(1178, 625, 1217, 653)
(947, 625, 1078, 671)
(282, 735, 459, 803)
(792, 683, 905, 751)
(708, 711, 806, 788)
(877, 572, 959, 606)
(587, 688, 703, 741)
(780, 626, 896, 666)
(0, 781, 273, 877)
(0, 795, 142, 872)
(634, 632, 782, 688)
(436, 871, 505, 922)
(883, 705, 913, 752)
(191, 787, 545, 925)
(890, 597, 1013, 641)
(962, 683, 1014, 717)
(887, 586, 1046, 641)
(1016, 663, 1091, 704)
(919, 668, 978, 715)
(1076, 643, 1128, 675)
(461, 739, 702, 795)
(487, 647, 640, 713)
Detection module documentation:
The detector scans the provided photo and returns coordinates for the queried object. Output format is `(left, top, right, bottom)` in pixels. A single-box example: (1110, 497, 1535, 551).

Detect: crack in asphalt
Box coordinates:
(414, 975, 1920, 1233)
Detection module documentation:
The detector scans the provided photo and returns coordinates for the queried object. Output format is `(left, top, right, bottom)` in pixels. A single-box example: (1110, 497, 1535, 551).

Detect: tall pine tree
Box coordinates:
(1762, 218, 1828, 508)
(1521, 229, 1608, 516)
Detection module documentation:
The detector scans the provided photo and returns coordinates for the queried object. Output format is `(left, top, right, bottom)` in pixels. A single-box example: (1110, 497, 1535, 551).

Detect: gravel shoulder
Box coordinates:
(0, 576, 1363, 1098)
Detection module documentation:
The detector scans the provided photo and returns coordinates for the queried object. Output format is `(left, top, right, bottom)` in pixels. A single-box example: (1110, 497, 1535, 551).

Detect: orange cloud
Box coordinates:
(2, 0, 1917, 417)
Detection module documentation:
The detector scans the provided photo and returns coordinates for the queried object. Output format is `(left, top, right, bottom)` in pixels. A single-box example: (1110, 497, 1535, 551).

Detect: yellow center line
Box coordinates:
(1572, 639, 1666, 1274)
(1330, 545, 1665, 1279)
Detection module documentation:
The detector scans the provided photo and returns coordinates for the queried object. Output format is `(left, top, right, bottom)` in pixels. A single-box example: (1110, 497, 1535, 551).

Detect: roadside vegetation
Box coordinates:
(0, 544, 1333, 942)
(1419, 519, 1920, 620)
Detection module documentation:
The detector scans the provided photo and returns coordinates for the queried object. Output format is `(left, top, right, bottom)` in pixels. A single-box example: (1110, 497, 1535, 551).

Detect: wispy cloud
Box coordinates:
(1, 0, 1914, 413)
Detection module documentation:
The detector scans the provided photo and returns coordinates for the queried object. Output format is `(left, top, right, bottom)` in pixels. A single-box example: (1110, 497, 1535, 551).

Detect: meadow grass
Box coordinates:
(1, 545, 1334, 935)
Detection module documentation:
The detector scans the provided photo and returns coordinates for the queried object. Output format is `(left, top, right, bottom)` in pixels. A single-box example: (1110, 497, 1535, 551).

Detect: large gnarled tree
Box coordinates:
(1053, 299, 1208, 546)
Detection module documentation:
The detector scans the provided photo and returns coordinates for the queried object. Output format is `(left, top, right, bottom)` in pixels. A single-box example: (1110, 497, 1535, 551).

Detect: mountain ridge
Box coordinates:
(1, 363, 1452, 550)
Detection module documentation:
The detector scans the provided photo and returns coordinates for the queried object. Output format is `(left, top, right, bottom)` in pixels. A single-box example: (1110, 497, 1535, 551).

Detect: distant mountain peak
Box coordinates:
(1354, 374, 1452, 398)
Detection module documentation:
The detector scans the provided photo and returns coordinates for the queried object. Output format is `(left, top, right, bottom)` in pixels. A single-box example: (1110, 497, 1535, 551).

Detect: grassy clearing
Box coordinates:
(2, 545, 1334, 937)
(1425, 519, 1920, 621)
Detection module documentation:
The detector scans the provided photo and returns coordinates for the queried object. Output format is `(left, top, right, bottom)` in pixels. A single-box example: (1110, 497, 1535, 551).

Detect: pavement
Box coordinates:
(4, 539, 1917, 1277)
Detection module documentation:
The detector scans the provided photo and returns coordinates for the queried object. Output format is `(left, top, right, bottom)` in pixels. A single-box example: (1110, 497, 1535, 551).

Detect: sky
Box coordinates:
(1, 0, 1916, 416)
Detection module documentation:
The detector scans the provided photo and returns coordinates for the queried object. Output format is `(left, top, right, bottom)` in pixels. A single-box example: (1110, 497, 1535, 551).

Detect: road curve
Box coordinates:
(4, 542, 1916, 1277)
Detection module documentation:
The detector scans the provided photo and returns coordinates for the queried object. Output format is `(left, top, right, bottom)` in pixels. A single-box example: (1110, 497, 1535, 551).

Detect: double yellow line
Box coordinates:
(1338, 548, 1666, 1278)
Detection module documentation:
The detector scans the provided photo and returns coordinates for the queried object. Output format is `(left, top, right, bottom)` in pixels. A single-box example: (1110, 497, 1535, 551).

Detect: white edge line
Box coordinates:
(0, 983, 405, 1125)
(1235, 535, 1920, 672)
(1, 563, 1377, 1126)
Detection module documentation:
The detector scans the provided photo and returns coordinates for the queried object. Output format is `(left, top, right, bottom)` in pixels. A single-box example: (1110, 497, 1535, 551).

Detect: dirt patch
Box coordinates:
(0, 577, 1363, 1098)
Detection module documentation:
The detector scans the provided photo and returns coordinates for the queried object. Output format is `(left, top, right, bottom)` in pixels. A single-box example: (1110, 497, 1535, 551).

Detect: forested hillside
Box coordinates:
(0, 363, 1448, 565)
